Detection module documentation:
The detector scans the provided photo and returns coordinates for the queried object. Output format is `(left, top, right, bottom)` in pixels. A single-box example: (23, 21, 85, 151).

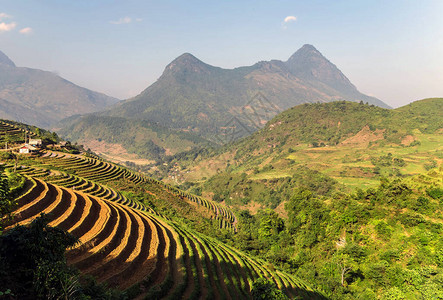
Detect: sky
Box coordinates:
(0, 0, 443, 108)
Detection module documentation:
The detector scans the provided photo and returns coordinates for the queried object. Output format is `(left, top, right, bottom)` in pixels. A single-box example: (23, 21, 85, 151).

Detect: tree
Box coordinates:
(0, 168, 12, 230)
(0, 215, 79, 299)
(251, 278, 289, 300)
(258, 209, 284, 239)
(332, 252, 358, 287)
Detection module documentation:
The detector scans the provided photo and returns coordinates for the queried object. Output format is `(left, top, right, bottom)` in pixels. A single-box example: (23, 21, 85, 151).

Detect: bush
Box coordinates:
(427, 188, 443, 200)
(0, 215, 78, 298)
(251, 278, 289, 300)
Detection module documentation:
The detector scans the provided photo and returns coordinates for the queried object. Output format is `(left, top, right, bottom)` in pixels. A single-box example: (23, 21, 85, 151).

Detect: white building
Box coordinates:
(29, 139, 42, 146)
(19, 144, 37, 154)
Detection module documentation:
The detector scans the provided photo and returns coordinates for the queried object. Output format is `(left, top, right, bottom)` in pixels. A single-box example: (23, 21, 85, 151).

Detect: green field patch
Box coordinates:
(249, 170, 292, 180)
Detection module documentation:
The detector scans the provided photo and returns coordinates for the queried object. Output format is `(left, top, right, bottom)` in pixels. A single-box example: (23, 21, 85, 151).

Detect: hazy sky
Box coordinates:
(1, 0, 442, 108)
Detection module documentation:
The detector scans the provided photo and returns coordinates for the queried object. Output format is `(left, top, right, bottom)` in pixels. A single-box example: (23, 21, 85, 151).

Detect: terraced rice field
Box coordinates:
(36, 151, 237, 230)
(0, 120, 36, 144)
(5, 177, 324, 299)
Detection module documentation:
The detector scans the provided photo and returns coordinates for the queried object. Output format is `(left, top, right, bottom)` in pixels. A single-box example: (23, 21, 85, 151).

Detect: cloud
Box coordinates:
(0, 13, 12, 20)
(135, 18, 143, 22)
(284, 16, 297, 23)
(0, 22, 16, 32)
(110, 16, 132, 25)
(19, 27, 33, 34)
(282, 15, 297, 30)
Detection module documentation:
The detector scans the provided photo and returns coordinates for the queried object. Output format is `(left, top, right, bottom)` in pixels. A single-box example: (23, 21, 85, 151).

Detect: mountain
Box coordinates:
(0, 51, 16, 67)
(102, 45, 389, 140)
(0, 50, 119, 128)
(60, 45, 390, 160)
(286, 44, 386, 106)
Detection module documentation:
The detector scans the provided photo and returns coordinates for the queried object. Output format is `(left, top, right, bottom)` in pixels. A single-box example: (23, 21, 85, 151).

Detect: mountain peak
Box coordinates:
(285, 44, 356, 95)
(163, 52, 214, 77)
(299, 43, 319, 52)
(0, 50, 16, 67)
(287, 44, 324, 65)
(169, 52, 205, 67)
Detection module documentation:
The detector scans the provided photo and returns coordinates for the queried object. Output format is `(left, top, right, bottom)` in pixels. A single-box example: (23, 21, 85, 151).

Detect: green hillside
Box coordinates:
(58, 115, 213, 162)
(224, 168, 443, 299)
(159, 99, 442, 207)
(0, 119, 60, 149)
(0, 50, 119, 129)
(0, 142, 324, 299)
(1, 103, 442, 299)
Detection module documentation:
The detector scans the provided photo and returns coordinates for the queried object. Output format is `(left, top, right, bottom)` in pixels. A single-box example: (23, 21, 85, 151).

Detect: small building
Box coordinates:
(29, 139, 42, 146)
(19, 144, 37, 154)
(51, 141, 68, 149)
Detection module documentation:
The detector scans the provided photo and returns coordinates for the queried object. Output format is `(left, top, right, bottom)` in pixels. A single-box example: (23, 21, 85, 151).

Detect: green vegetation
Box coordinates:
(219, 170, 443, 299)
(0, 166, 25, 231)
(0, 119, 62, 149)
(1, 98, 441, 299)
(0, 215, 125, 299)
(198, 166, 337, 209)
(59, 115, 212, 161)
(252, 278, 289, 300)
(162, 99, 442, 192)
(0, 149, 324, 299)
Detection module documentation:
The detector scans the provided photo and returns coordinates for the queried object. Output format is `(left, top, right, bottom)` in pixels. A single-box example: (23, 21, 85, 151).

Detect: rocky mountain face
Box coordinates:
(0, 51, 119, 128)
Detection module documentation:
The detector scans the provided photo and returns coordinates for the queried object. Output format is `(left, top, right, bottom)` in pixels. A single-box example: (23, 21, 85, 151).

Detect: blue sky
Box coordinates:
(0, 0, 442, 107)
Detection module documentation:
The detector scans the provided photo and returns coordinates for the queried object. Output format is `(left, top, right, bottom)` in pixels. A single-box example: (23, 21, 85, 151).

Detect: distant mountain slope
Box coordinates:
(58, 114, 214, 161)
(0, 50, 119, 128)
(101, 45, 388, 142)
(59, 45, 390, 160)
(232, 98, 441, 152)
(285, 45, 387, 107)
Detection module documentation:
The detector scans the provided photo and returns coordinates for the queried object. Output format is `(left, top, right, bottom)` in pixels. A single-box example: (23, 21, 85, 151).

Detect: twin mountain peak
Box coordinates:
(0, 44, 390, 139)
(160, 44, 361, 102)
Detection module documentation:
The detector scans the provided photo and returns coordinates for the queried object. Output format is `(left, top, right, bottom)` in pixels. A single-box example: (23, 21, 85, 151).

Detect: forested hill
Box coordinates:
(193, 98, 441, 160)
(238, 97, 442, 149)
(159, 98, 442, 188)
(58, 115, 214, 161)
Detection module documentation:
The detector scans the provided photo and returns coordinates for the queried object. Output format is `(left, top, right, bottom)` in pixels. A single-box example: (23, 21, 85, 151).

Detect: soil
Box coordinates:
(401, 135, 416, 146)
(238, 201, 264, 215)
(79, 139, 154, 166)
(274, 201, 288, 218)
(340, 125, 385, 146)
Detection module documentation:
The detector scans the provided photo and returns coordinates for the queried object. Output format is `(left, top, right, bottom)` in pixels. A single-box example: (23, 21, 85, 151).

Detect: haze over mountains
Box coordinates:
(60, 44, 390, 159)
(0, 51, 119, 128)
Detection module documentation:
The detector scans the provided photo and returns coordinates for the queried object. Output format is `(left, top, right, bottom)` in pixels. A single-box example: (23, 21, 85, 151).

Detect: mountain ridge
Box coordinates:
(0, 50, 120, 128)
(0, 50, 15, 67)
(58, 44, 391, 162)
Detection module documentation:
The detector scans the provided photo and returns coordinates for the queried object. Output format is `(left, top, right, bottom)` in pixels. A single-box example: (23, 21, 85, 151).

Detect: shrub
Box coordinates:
(251, 278, 289, 300)
(427, 188, 443, 200)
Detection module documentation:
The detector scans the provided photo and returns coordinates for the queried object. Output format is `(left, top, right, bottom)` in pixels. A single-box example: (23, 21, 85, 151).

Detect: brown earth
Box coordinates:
(238, 201, 264, 215)
(401, 135, 416, 146)
(274, 201, 288, 219)
(79, 139, 154, 166)
(340, 125, 385, 146)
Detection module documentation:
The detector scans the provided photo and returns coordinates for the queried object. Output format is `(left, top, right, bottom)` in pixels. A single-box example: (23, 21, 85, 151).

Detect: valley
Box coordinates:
(56, 45, 390, 161)
(1, 95, 442, 299)
(0, 10, 442, 297)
